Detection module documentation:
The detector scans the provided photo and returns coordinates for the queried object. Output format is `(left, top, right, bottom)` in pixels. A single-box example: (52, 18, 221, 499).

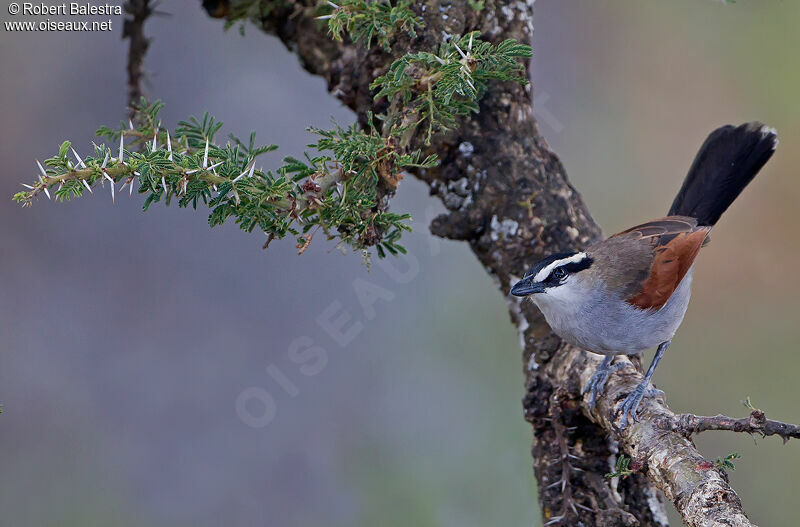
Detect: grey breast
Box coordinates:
(532, 234, 694, 355)
(577, 268, 693, 354)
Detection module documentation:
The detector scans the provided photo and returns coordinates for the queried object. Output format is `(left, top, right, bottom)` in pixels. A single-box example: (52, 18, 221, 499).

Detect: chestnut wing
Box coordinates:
(612, 216, 711, 310)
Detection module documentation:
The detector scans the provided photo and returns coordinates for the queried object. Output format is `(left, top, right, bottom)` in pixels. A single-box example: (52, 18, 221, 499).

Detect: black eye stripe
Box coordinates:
(561, 258, 593, 274)
(523, 253, 594, 284)
(545, 257, 594, 282)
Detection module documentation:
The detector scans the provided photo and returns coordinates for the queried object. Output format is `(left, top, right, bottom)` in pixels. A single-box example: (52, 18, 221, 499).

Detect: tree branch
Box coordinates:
(565, 353, 756, 526)
(123, 0, 153, 118)
(659, 409, 800, 442)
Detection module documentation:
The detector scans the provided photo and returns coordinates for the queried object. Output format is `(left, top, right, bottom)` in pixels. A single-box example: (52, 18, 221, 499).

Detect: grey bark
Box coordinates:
(211, 1, 765, 525)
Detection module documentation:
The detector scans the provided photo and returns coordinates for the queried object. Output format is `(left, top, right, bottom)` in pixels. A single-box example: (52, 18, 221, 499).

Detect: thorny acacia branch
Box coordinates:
(13, 99, 427, 256)
(17, 18, 530, 257)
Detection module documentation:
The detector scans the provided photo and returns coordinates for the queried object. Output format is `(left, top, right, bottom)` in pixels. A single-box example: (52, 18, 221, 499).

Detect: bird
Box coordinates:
(510, 122, 778, 427)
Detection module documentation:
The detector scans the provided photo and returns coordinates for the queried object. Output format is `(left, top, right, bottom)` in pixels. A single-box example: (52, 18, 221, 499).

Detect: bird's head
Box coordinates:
(510, 251, 594, 298)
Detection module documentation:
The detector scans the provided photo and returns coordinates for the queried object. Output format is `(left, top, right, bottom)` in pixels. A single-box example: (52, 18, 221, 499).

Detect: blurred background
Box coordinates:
(0, 1, 798, 525)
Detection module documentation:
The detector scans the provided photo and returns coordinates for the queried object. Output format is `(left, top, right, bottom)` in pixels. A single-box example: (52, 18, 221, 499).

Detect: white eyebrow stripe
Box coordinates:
(533, 252, 588, 282)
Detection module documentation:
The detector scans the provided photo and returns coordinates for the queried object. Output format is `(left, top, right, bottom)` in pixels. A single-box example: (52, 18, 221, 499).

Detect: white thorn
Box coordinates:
(453, 41, 467, 59)
(435, 56, 446, 65)
(207, 161, 223, 171)
(232, 164, 252, 183)
(118, 134, 125, 164)
(162, 175, 168, 193)
(21, 183, 34, 190)
(212, 184, 218, 192)
(182, 179, 187, 195)
(166, 130, 173, 161)
(185, 168, 200, 175)
(129, 178, 134, 195)
(43, 186, 51, 200)
(152, 128, 158, 152)
(101, 151, 110, 169)
(468, 33, 473, 52)
(203, 138, 209, 168)
(36, 159, 47, 177)
(465, 76, 475, 91)
(315, 14, 334, 19)
(327, 1, 339, 7)
(71, 147, 86, 168)
(103, 172, 115, 202)
(81, 179, 93, 193)
(128, 119, 134, 130)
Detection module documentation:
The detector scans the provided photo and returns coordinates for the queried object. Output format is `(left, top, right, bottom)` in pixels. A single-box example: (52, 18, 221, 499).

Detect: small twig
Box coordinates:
(659, 409, 800, 443)
(123, 0, 153, 120)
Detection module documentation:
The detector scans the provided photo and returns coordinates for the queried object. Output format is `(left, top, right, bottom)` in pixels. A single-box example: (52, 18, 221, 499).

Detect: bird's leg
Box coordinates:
(583, 355, 625, 412)
(618, 340, 670, 428)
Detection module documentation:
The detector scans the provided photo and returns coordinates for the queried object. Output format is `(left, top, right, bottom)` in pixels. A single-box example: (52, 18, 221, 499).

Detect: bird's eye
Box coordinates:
(551, 267, 567, 281)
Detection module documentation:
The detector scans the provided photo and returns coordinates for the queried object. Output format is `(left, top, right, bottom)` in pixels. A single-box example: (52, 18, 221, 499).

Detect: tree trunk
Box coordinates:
(224, 1, 759, 525)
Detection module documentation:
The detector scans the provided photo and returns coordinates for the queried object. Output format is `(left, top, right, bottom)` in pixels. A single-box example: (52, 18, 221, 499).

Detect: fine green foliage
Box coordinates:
(604, 455, 637, 479)
(372, 32, 532, 143)
(16, 5, 532, 258)
(323, 0, 422, 50)
(14, 99, 433, 256)
(714, 452, 741, 471)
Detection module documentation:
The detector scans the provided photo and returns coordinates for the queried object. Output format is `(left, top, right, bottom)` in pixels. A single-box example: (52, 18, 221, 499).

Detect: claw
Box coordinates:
(617, 383, 662, 428)
(583, 357, 623, 412)
(648, 387, 665, 401)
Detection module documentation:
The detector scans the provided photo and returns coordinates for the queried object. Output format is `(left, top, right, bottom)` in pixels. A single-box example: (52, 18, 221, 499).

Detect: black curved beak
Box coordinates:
(510, 278, 544, 297)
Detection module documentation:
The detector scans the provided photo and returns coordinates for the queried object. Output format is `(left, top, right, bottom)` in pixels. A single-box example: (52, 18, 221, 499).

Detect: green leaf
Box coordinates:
(58, 141, 71, 160)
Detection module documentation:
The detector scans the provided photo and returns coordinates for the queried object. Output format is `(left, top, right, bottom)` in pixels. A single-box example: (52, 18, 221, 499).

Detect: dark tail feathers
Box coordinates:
(668, 122, 777, 226)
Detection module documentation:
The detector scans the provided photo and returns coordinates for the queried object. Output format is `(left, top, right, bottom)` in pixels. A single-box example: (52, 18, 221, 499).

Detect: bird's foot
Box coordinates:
(617, 383, 664, 428)
(583, 359, 625, 412)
